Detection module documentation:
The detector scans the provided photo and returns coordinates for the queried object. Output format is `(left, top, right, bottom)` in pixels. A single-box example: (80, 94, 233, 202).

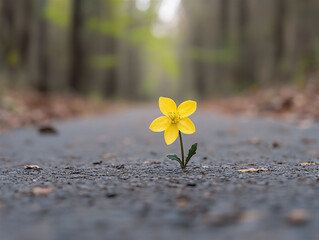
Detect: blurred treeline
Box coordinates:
(0, 0, 319, 100)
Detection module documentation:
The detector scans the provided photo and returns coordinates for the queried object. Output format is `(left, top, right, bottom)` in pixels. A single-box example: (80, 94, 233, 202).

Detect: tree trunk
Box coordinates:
(236, 0, 255, 89)
(36, 0, 49, 93)
(69, 0, 84, 93)
(103, 0, 117, 98)
(219, 0, 229, 45)
(274, 0, 286, 63)
(18, 0, 32, 66)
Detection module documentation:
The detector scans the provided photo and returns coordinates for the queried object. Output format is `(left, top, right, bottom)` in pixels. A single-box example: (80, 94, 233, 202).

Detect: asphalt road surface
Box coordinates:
(1, 106, 319, 240)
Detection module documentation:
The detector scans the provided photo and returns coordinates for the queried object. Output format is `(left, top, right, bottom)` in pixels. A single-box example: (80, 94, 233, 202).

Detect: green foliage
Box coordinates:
(185, 143, 197, 166)
(45, 0, 71, 27)
(86, 0, 130, 38)
(91, 55, 117, 69)
(7, 50, 19, 66)
(167, 154, 182, 165)
(2, 0, 319, 99)
(167, 143, 198, 169)
(129, 26, 152, 45)
(86, 0, 180, 95)
(189, 46, 237, 63)
(86, 17, 129, 38)
(142, 37, 180, 80)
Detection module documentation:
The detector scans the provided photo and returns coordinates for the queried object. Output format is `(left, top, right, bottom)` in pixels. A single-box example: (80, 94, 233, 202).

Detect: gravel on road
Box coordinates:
(1, 107, 319, 240)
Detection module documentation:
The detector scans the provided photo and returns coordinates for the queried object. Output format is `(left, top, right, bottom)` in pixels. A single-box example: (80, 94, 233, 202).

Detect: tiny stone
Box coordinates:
(93, 161, 103, 165)
(105, 192, 117, 198)
(272, 141, 281, 148)
(187, 182, 197, 187)
(115, 164, 125, 169)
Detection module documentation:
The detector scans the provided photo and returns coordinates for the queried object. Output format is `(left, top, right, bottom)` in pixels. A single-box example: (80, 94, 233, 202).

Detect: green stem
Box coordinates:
(179, 131, 185, 169)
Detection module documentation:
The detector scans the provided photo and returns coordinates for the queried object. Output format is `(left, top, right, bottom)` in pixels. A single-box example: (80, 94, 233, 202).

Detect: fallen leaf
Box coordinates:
(24, 165, 42, 170)
(30, 187, 53, 195)
(143, 161, 161, 165)
(286, 209, 310, 226)
(237, 168, 269, 173)
(299, 162, 316, 166)
(38, 125, 58, 135)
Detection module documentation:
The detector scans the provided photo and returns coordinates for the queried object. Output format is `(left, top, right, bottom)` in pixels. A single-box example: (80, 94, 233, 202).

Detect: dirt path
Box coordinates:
(1, 106, 319, 240)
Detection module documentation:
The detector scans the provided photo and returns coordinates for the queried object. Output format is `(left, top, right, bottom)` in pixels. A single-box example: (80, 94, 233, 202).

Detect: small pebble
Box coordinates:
(105, 192, 117, 198)
(272, 141, 282, 148)
(93, 161, 103, 165)
(115, 164, 125, 169)
(187, 182, 197, 187)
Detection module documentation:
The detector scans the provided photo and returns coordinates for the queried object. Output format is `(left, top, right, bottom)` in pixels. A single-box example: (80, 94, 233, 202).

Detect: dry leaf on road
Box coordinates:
(299, 162, 316, 166)
(30, 187, 53, 195)
(24, 165, 42, 170)
(237, 168, 269, 173)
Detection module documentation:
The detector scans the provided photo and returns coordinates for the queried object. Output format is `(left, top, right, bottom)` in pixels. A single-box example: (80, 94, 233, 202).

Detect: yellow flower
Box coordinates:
(149, 97, 196, 145)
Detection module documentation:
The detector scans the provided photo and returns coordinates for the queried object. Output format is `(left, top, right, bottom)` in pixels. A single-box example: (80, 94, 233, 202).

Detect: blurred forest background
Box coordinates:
(0, 0, 319, 100)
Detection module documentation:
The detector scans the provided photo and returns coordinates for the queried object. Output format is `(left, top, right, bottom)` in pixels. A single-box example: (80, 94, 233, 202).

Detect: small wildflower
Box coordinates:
(149, 97, 198, 169)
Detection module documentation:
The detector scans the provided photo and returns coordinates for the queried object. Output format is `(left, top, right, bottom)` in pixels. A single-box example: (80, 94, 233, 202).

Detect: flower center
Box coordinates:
(168, 112, 180, 124)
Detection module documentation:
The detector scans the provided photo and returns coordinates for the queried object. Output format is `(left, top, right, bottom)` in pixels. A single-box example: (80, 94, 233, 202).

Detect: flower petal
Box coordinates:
(149, 116, 170, 132)
(177, 100, 197, 118)
(159, 97, 177, 116)
(164, 124, 179, 145)
(178, 118, 195, 134)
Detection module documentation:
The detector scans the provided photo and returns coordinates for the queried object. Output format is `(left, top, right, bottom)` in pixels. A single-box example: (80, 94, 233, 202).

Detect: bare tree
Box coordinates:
(236, 0, 255, 88)
(35, 0, 49, 93)
(69, 0, 85, 93)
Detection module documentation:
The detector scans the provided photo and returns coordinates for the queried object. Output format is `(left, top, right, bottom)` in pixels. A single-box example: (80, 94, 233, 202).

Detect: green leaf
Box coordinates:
(167, 154, 182, 165)
(185, 143, 198, 166)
